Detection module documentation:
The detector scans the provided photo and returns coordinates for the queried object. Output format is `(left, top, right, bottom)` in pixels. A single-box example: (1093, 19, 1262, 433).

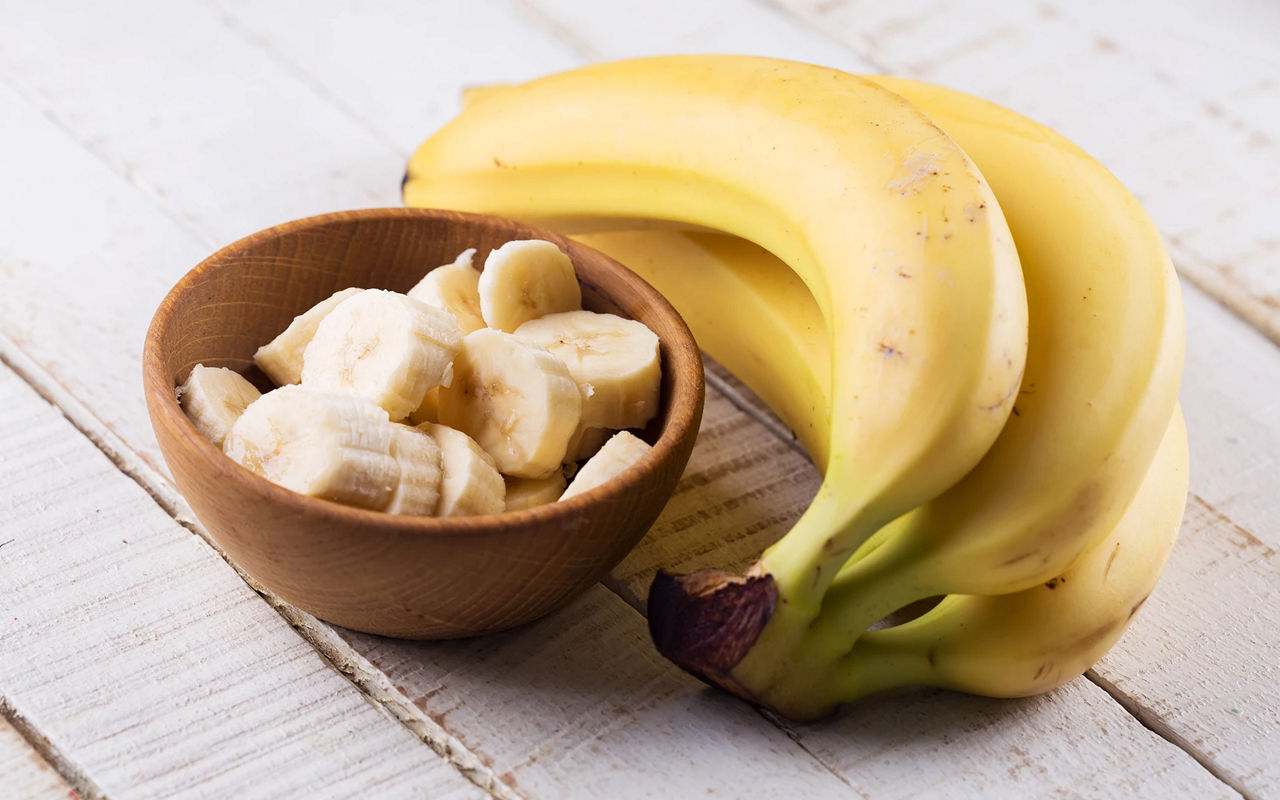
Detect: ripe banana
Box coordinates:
(437, 328, 583, 479)
(223, 385, 399, 511)
(301, 288, 462, 421)
(829, 406, 1187, 707)
(478, 239, 582, 332)
(560, 431, 652, 501)
(418, 422, 506, 517)
(405, 57, 1030, 678)
(254, 287, 362, 386)
(418, 59, 1187, 718)
(408, 248, 486, 333)
(514, 310, 662, 431)
(178, 364, 262, 447)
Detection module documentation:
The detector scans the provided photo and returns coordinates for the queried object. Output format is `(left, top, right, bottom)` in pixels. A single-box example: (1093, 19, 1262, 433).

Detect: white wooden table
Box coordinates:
(2, 1, 1277, 798)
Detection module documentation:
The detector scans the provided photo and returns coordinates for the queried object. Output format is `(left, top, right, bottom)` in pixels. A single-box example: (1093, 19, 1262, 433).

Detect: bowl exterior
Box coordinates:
(144, 208, 703, 638)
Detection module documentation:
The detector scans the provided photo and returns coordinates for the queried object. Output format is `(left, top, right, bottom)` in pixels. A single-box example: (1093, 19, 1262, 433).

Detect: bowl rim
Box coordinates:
(143, 206, 704, 538)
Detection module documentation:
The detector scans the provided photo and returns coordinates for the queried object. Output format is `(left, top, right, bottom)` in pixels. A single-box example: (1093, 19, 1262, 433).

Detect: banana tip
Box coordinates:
(647, 568, 776, 696)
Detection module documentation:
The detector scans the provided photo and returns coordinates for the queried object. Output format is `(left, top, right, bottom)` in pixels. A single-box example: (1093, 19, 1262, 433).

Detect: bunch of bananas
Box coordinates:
(403, 56, 1186, 720)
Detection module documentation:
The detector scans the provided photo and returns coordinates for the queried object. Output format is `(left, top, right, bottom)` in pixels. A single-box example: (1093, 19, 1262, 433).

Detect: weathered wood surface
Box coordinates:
(0, 0, 1277, 796)
(0, 366, 486, 799)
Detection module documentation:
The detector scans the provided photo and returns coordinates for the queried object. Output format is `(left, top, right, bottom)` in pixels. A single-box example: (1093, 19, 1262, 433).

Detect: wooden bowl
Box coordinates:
(143, 208, 703, 639)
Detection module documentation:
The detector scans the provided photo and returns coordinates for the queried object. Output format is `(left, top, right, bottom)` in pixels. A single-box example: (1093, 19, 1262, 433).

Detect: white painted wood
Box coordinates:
(0, 717, 76, 800)
(0, 0, 1275, 796)
(770, 0, 1280, 344)
(0, 366, 486, 800)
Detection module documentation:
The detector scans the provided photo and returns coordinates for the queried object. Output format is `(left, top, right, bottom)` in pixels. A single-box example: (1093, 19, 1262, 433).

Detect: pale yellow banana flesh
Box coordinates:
(301, 289, 462, 421)
(418, 422, 506, 517)
(223, 386, 399, 511)
(504, 472, 567, 511)
(178, 364, 262, 448)
(385, 424, 444, 516)
(408, 248, 486, 334)
(560, 431, 652, 501)
(514, 309, 661, 432)
(253, 287, 362, 386)
(478, 239, 582, 333)
(436, 328, 583, 479)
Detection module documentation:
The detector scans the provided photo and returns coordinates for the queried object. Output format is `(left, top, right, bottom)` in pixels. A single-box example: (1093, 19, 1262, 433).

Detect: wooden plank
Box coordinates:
(769, 0, 1280, 344)
(0, 716, 77, 800)
(0, 0, 1271, 796)
(0, 366, 486, 800)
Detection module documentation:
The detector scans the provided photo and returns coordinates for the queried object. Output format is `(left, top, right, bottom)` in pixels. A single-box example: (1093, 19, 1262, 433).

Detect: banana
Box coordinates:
(254, 287, 362, 386)
(478, 239, 582, 332)
(435, 65, 1184, 719)
(223, 385, 399, 511)
(436, 328, 583, 478)
(301, 288, 462, 421)
(825, 406, 1188, 709)
(514, 309, 661, 431)
(560, 431, 652, 501)
(419, 422, 506, 516)
(504, 472, 568, 511)
(178, 364, 262, 447)
(408, 248, 486, 333)
(385, 424, 444, 516)
(405, 57, 1029, 673)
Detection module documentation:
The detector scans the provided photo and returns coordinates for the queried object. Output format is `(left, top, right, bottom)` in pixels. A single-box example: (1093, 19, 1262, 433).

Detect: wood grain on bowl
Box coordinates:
(143, 208, 704, 638)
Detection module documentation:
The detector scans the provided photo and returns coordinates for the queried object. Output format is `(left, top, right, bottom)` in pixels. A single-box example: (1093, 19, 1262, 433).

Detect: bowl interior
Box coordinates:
(143, 207, 703, 637)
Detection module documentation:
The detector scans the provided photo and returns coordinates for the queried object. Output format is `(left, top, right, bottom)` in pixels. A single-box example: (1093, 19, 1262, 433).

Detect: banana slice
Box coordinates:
(254, 287, 362, 386)
(178, 364, 262, 448)
(437, 328, 583, 478)
(514, 310, 661, 431)
(224, 385, 399, 510)
(301, 288, 462, 421)
(385, 424, 443, 516)
(407, 248, 486, 334)
(418, 423, 505, 517)
(504, 472, 567, 512)
(478, 239, 581, 332)
(560, 431, 652, 501)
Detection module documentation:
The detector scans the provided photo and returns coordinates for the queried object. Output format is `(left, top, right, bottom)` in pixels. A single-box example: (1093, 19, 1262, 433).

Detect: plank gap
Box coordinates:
(0, 335, 518, 800)
(1086, 671, 1255, 800)
(0, 697, 107, 800)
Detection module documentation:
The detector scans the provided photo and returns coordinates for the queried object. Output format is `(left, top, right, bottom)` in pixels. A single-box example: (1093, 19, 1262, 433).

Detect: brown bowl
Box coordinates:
(143, 208, 703, 638)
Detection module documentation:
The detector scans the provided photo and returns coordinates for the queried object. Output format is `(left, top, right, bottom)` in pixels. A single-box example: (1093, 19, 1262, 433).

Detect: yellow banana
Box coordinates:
(410, 60, 1185, 719)
(833, 406, 1187, 705)
(407, 56, 1029, 697)
(578, 78, 1183, 716)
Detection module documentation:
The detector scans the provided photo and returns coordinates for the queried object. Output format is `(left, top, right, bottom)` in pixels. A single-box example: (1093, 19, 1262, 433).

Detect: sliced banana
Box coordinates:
(385, 424, 443, 516)
(178, 364, 262, 448)
(407, 248, 486, 334)
(254, 287, 361, 386)
(504, 472, 567, 512)
(418, 423, 505, 517)
(478, 239, 581, 332)
(514, 310, 661, 431)
(224, 385, 399, 510)
(560, 431, 652, 501)
(437, 328, 583, 479)
(301, 288, 462, 421)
